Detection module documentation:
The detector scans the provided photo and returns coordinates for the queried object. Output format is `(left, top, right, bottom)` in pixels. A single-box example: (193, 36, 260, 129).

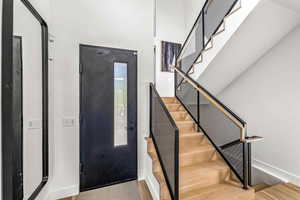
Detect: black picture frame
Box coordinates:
(161, 41, 181, 73)
(2, 0, 49, 199)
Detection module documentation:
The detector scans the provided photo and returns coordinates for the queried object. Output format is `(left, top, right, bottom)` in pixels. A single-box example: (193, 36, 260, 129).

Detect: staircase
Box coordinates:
(148, 97, 255, 200)
(147, 95, 300, 200)
(147, 0, 300, 199)
(148, 0, 259, 194)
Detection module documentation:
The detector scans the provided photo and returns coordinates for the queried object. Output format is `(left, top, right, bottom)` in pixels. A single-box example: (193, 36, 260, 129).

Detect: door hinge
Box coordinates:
(21, 115, 23, 128)
(18, 172, 23, 186)
(80, 162, 84, 174)
(80, 63, 84, 74)
(80, 115, 84, 126)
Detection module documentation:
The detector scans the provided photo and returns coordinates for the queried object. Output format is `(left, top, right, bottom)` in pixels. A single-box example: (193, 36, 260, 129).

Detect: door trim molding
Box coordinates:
(2, 0, 49, 199)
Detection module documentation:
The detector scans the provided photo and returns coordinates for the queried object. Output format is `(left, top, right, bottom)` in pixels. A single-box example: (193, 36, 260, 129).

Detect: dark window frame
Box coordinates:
(2, 0, 49, 199)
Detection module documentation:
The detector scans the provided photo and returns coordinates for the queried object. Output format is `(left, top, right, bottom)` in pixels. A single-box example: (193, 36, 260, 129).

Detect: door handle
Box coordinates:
(125, 126, 135, 130)
(128, 124, 135, 131)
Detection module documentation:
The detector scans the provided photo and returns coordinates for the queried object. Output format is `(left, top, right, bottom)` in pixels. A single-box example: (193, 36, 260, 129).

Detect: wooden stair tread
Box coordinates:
(181, 183, 254, 200)
(180, 160, 229, 191)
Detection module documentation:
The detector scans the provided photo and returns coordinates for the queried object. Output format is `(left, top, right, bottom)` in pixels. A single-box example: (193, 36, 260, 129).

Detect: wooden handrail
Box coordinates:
(173, 66, 246, 141)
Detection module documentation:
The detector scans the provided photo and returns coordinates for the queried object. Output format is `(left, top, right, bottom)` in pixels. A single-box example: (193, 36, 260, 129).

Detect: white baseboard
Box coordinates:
(46, 185, 79, 200)
(253, 159, 300, 186)
(145, 176, 159, 200)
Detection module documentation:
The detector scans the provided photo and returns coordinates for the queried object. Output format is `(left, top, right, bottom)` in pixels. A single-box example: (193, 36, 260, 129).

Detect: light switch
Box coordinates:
(28, 120, 42, 129)
(63, 118, 75, 127)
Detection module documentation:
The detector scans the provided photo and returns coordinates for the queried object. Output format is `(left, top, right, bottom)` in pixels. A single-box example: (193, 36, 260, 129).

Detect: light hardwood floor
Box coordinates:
(61, 180, 152, 200)
(256, 183, 300, 200)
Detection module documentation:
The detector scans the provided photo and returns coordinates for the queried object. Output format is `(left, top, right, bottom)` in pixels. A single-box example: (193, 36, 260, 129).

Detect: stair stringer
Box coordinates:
(189, 0, 261, 83)
(193, 0, 300, 96)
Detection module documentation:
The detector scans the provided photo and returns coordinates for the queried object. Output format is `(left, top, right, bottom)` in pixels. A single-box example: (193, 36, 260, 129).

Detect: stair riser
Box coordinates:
(171, 112, 190, 121)
(166, 104, 185, 112)
(179, 125, 196, 132)
(181, 169, 229, 193)
(180, 136, 209, 147)
(162, 97, 178, 104)
(180, 150, 215, 167)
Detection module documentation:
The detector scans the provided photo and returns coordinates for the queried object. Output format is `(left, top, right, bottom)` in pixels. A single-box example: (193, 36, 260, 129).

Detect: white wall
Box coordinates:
(154, 0, 185, 97)
(273, 0, 300, 13)
(183, 0, 206, 35)
(47, 0, 154, 199)
(219, 25, 300, 186)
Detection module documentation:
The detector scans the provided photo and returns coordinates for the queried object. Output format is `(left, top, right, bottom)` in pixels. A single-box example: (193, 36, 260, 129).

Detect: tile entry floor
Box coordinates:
(77, 181, 143, 200)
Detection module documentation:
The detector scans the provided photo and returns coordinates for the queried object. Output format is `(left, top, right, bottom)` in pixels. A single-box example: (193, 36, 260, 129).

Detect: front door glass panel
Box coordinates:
(114, 62, 128, 147)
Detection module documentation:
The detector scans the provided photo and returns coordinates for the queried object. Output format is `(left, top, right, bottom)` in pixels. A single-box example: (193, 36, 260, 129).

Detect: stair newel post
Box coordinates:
(243, 141, 249, 189)
(248, 142, 252, 186)
(174, 128, 180, 200)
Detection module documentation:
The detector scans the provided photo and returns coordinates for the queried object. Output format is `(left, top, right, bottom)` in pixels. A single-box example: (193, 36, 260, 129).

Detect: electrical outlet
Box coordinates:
(28, 120, 42, 129)
(63, 118, 75, 127)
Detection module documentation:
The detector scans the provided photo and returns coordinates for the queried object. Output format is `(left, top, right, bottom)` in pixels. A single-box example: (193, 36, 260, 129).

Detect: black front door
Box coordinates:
(80, 45, 137, 191)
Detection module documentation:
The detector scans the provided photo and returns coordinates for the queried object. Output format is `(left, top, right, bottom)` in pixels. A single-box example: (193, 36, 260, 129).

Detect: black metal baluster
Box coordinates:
(243, 142, 249, 189)
(149, 85, 153, 138)
(197, 91, 200, 131)
(248, 143, 252, 186)
(175, 129, 179, 200)
(202, 12, 205, 49)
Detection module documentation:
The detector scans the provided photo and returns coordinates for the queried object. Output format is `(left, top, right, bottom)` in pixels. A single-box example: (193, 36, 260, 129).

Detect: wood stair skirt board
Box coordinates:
(147, 138, 172, 200)
(147, 97, 255, 200)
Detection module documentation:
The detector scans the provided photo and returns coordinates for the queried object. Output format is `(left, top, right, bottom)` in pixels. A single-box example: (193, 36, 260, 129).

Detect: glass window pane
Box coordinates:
(114, 62, 128, 147)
